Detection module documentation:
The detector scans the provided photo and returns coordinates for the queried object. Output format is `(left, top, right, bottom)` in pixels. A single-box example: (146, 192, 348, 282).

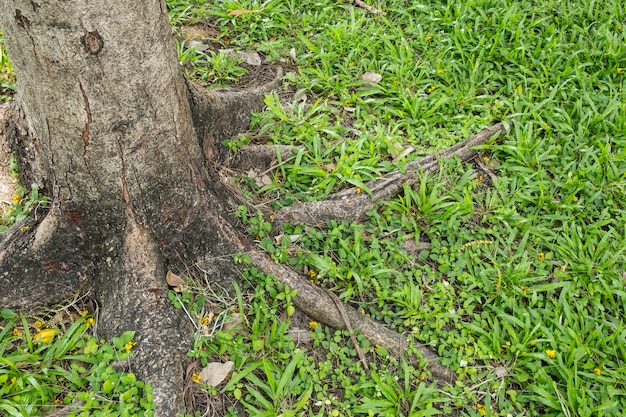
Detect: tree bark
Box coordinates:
(0, 1, 244, 414)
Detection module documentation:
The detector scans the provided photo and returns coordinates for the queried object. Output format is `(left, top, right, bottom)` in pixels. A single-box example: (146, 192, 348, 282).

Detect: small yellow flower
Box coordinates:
(348, 61, 355, 67)
(474, 175, 483, 183)
(538, 252, 545, 262)
(86, 317, 95, 327)
(54, 399, 63, 405)
(308, 269, 317, 277)
(419, 374, 426, 381)
(618, 68, 622, 74)
(437, 69, 444, 74)
(476, 403, 486, 416)
(505, 341, 511, 347)
(192, 373, 202, 384)
(11, 194, 20, 205)
(427, 85, 436, 93)
(355, 187, 362, 194)
(546, 349, 556, 359)
(269, 215, 275, 220)
(81, 310, 89, 316)
(593, 367, 601, 375)
(309, 321, 318, 330)
(34, 328, 57, 343)
(34, 320, 44, 329)
(13, 328, 22, 337)
(125, 341, 137, 351)
(425, 35, 432, 41)
(199, 316, 210, 325)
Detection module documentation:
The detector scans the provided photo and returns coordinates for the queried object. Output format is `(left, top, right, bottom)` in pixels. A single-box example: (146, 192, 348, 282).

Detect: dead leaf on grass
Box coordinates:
(361, 71, 383, 84)
(199, 361, 234, 386)
(228, 9, 251, 16)
(247, 169, 273, 187)
(237, 50, 262, 66)
(222, 312, 243, 333)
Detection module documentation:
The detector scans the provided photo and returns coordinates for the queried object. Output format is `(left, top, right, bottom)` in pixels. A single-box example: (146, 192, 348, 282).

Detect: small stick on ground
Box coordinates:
(354, 0, 386, 15)
(328, 290, 370, 372)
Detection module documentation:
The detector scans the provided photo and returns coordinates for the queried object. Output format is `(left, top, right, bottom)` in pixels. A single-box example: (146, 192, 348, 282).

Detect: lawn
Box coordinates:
(1, 0, 625, 416)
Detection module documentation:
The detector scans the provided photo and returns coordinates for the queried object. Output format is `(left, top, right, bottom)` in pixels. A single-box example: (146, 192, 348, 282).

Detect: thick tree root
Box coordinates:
(247, 251, 457, 383)
(186, 67, 284, 164)
(273, 123, 506, 228)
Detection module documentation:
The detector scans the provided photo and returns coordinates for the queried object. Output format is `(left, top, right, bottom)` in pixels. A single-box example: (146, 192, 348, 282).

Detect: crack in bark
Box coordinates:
(77, 78, 91, 150)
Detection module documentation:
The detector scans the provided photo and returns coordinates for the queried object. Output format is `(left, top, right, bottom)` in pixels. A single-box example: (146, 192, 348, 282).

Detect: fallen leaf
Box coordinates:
(186, 40, 210, 52)
(222, 312, 243, 333)
(289, 47, 297, 61)
(34, 328, 57, 343)
(361, 71, 383, 84)
(247, 169, 273, 187)
(495, 366, 508, 378)
(228, 9, 250, 16)
(236, 50, 262, 66)
(199, 361, 234, 386)
(166, 270, 186, 288)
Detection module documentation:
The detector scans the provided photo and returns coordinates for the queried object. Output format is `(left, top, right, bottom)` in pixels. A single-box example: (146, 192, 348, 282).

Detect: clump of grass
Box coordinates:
(0, 308, 152, 416)
(173, 0, 625, 415)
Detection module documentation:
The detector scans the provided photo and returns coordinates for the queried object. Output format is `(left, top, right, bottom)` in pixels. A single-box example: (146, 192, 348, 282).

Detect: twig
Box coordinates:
(328, 290, 369, 372)
(354, 0, 386, 15)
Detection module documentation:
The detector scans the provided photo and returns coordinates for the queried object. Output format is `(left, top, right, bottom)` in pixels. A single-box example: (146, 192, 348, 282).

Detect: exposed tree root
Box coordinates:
(186, 67, 283, 165)
(272, 123, 506, 228)
(247, 250, 457, 384)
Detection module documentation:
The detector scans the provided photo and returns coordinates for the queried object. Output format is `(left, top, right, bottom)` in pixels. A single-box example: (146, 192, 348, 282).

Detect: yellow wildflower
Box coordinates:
(538, 252, 545, 262)
(593, 368, 601, 375)
(419, 374, 426, 381)
(437, 69, 444, 74)
(34, 328, 57, 343)
(427, 85, 436, 93)
(192, 373, 202, 383)
(546, 349, 556, 359)
(309, 321, 318, 330)
(618, 68, 622, 74)
(355, 187, 362, 194)
(34, 320, 44, 329)
(476, 404, 486, 416)
(86, 317, 95, 327)
(505, 341, 511, 347)
(13, 328, 22, 337)
(199, 316, 210, 325)
(425, 35, 432, 41)
(11, 194, 20, 205)
(308, 269, 317, 277)
(125, 341, 137, 351)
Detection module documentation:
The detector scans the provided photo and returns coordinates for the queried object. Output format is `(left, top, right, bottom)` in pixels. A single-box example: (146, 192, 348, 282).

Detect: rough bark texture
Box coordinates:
(0, 1, 240, 414)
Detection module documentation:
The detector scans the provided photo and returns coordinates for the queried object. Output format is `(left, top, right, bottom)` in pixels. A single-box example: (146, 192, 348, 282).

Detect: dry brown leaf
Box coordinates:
(199, 361, 234, 386)
(222, 312, 243, 333)
(166, 270, 186, 288)
(247, 169, 272, 187)
(228, 9, 250, 16)
(237, 50, 262, 66)
(361, 71, 383, 84)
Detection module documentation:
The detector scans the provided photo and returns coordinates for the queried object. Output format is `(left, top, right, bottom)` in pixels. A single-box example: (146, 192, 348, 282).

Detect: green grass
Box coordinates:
(2, 0, 625, 415)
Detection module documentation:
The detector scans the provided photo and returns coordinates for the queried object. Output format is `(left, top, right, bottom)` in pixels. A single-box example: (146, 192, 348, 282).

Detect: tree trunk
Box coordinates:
(0, 1, 249, 414)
